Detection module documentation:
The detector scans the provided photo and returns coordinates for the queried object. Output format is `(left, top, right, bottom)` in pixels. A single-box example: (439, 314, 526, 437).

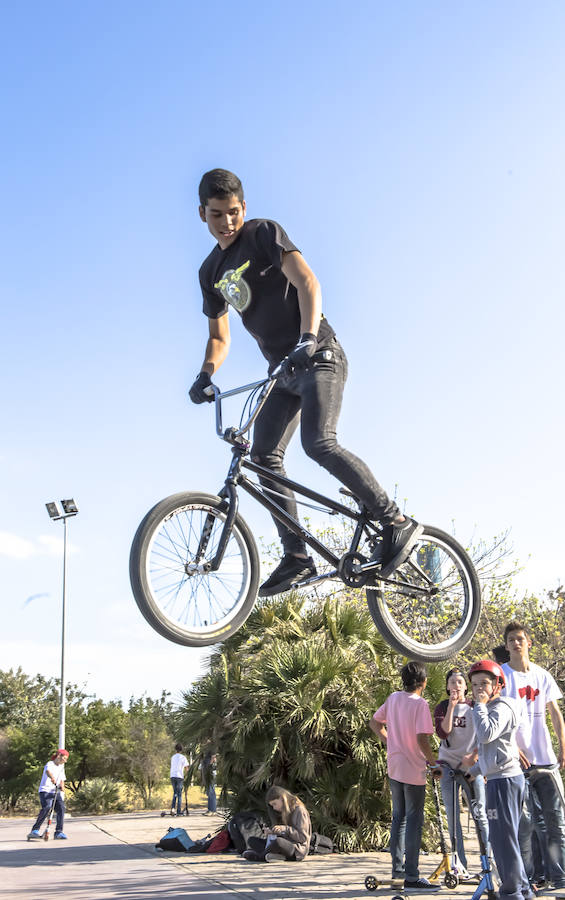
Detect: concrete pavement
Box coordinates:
(1, 807, 488, 900)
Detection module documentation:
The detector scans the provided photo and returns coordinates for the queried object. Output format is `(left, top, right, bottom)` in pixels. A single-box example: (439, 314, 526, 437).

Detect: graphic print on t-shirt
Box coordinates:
(214, 260, 252, 312)
(519, 686, 540, 701)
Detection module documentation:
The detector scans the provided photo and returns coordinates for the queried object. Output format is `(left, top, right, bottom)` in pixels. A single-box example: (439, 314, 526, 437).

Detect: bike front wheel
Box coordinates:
(129, 492, 260, 647)
(366, 525, 481, 661)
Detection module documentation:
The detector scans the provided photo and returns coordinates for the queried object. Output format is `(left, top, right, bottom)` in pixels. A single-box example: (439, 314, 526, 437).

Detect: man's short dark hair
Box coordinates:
(401, 661, 427, 691)
(175, 743, 183, 752)
(504, 620, 530, 643)
(199, 169, 244, 208)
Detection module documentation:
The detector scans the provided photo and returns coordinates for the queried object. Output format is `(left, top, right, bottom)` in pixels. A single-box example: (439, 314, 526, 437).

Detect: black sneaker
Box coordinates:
(404, 878, 440, 893)
(380, 517, 424, 578)
(242, 849, 263, 861)
(258, 554, 317, 597)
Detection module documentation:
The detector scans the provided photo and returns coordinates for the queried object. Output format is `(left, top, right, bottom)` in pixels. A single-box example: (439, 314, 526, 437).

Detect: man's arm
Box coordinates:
(417, 733, 438, 767)
(369, 718, 387, 745)
(548, 700, 565, 768)
(281, 251, 322, 336)
(201, 313, 231, 375)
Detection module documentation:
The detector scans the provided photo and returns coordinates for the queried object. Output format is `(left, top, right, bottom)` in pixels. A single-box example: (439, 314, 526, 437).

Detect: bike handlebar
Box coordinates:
(208, 365, 283, 441)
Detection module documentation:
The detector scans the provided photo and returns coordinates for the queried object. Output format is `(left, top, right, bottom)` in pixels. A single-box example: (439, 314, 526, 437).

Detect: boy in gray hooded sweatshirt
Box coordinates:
(468, 660, 533, 900)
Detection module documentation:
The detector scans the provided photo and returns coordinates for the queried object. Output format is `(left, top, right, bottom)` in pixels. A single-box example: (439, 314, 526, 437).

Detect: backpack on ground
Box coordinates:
(309, 832, 334, 854)
(206, 827, 232, 853)
(227, 810, 269, 853)
(187, 833, 214, 852)
(155, 827, 195, 852)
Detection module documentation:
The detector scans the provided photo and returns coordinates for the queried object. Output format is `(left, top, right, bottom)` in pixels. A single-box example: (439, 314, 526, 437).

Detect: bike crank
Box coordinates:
(337, 552, 370, 588)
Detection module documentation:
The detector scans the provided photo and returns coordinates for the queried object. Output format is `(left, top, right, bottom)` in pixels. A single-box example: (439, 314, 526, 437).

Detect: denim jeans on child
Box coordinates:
(32, 791, 65, 834)
(519, 771, 565, 888)
(389, 778, 427, 881)
(440, 768, 490, 868)
(170, 777, 183, 814)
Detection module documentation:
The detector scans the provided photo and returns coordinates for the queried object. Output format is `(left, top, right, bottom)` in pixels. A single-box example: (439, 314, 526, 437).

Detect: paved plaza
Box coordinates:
(2, 807, 487, 900)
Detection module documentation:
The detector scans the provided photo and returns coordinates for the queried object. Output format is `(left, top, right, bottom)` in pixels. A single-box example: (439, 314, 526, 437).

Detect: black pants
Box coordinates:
(251, 340, 399, 556)
(248, 835, 298, 860)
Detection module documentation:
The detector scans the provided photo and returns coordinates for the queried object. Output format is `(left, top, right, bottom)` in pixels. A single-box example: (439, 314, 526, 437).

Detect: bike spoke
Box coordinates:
(144, 505, 251, 634)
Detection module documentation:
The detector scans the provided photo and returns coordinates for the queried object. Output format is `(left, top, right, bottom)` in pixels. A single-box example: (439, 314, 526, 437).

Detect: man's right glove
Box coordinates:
(189, 371, 216, 404)
(279, 332, 318, 377)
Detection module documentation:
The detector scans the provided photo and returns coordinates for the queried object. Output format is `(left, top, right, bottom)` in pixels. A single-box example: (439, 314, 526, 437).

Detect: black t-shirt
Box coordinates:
(199, 218, 335, 366)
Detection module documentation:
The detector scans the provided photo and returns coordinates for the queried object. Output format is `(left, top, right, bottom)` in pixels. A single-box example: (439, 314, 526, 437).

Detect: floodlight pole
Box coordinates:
(59, 515, 68, 748)
(45, 499, 78, 750)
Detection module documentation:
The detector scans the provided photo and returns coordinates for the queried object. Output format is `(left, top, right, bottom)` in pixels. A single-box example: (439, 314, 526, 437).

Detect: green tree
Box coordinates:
(118, 695, 173, 807)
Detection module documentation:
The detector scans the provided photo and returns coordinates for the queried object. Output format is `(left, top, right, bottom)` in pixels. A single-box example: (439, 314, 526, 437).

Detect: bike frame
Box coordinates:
(204, 376, 431, 594)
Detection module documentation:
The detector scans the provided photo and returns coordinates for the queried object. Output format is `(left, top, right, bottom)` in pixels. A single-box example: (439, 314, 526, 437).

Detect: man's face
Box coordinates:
(199, 193, 246, 249)
(505, 629, 531, 659)
(471, 673, 499, 704)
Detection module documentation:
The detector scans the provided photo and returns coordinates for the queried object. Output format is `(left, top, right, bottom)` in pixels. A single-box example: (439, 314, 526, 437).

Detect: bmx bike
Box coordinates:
(129, 372, 481, 660)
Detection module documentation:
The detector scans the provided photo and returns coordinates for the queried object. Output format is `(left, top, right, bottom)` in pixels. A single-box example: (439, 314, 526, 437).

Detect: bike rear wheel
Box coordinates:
(129, 492, 260, 647)
(366, 525, 481, 661)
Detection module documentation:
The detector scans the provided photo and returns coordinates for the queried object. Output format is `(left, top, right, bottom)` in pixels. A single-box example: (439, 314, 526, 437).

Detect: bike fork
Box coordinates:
(208, 483, 239, 572)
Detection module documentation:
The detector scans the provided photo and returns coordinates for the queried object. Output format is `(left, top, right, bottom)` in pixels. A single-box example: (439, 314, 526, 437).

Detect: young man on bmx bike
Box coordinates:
(190, 168, 421, 597)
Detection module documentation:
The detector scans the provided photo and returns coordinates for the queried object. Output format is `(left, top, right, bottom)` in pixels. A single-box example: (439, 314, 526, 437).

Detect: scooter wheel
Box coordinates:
(445, 873, 459, 889)
(160, 811, 167, 817)
(365, 875, 378, 891)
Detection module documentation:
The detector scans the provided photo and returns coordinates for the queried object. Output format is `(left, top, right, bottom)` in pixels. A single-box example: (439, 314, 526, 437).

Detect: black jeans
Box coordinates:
(251, 339, 399, 557)
(248, 835, 298, 860)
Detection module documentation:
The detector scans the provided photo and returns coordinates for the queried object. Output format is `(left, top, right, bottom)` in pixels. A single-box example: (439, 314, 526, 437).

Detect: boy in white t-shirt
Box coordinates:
(501, 620, 565, 891)
(27, 749, 69, 840)
(169, 743, 189, 816)
(370, 661, 439, 893)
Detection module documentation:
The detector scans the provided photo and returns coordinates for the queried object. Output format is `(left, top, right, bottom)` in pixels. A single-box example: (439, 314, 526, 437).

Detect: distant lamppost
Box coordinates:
(45, 499, 79, 748)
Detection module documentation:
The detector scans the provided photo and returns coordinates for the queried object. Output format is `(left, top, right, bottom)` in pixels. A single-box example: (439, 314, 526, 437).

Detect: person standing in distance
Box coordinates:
(190, 168, 422, 596)
(501, 621, 565, 893)
(169, 743, 189, 816)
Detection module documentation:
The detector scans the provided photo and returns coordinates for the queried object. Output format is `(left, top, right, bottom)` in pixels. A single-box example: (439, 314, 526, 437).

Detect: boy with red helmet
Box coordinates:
(468, 660, 532, 900)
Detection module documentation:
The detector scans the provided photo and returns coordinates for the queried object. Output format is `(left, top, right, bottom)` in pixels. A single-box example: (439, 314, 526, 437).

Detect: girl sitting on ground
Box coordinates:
(243, 785, 312, 862)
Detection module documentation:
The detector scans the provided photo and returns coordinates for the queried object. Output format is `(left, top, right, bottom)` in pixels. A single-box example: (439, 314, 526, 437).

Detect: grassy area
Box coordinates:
(1, 781, 216, 818)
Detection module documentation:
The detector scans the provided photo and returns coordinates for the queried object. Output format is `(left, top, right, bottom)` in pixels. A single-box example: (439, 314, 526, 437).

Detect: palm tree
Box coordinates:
(177, 591, 444, 850)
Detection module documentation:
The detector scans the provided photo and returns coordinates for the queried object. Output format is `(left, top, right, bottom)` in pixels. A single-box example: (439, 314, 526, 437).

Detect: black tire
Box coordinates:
(445, 873, 459, 889)
(129, 492, 260, 647)
(365, 875, 378, 891)
(366, 525, 481, 662)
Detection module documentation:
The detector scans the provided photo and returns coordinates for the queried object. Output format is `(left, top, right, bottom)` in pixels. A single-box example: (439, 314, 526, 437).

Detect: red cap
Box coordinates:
(51, 749, 69, 760)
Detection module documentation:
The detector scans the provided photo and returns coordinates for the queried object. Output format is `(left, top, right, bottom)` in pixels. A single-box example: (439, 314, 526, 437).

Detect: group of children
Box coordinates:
(370, 621, 565, 900)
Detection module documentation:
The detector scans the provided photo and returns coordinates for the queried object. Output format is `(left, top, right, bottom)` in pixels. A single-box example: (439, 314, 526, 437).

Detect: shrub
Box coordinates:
(71, 778, 123, 815)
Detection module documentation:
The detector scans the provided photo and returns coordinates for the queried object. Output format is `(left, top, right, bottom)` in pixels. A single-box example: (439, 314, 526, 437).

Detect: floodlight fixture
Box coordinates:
(61, 498, 78, 515)
(46, 501, 63, 519)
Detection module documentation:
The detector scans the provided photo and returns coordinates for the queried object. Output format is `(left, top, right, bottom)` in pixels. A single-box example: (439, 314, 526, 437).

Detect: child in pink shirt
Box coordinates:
(370, 661, 438, 893)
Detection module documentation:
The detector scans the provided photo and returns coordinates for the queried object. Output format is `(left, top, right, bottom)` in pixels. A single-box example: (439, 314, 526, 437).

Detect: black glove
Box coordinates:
(280, 333, 318, 376)
(189, 371, 216, 404)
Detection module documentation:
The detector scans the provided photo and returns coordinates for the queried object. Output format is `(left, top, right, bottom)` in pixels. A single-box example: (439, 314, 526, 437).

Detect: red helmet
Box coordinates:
(468, 659, 506, 688)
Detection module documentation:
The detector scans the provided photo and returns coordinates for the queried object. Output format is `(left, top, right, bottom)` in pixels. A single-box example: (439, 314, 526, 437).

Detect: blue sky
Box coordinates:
(2, 1, 564, 705)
